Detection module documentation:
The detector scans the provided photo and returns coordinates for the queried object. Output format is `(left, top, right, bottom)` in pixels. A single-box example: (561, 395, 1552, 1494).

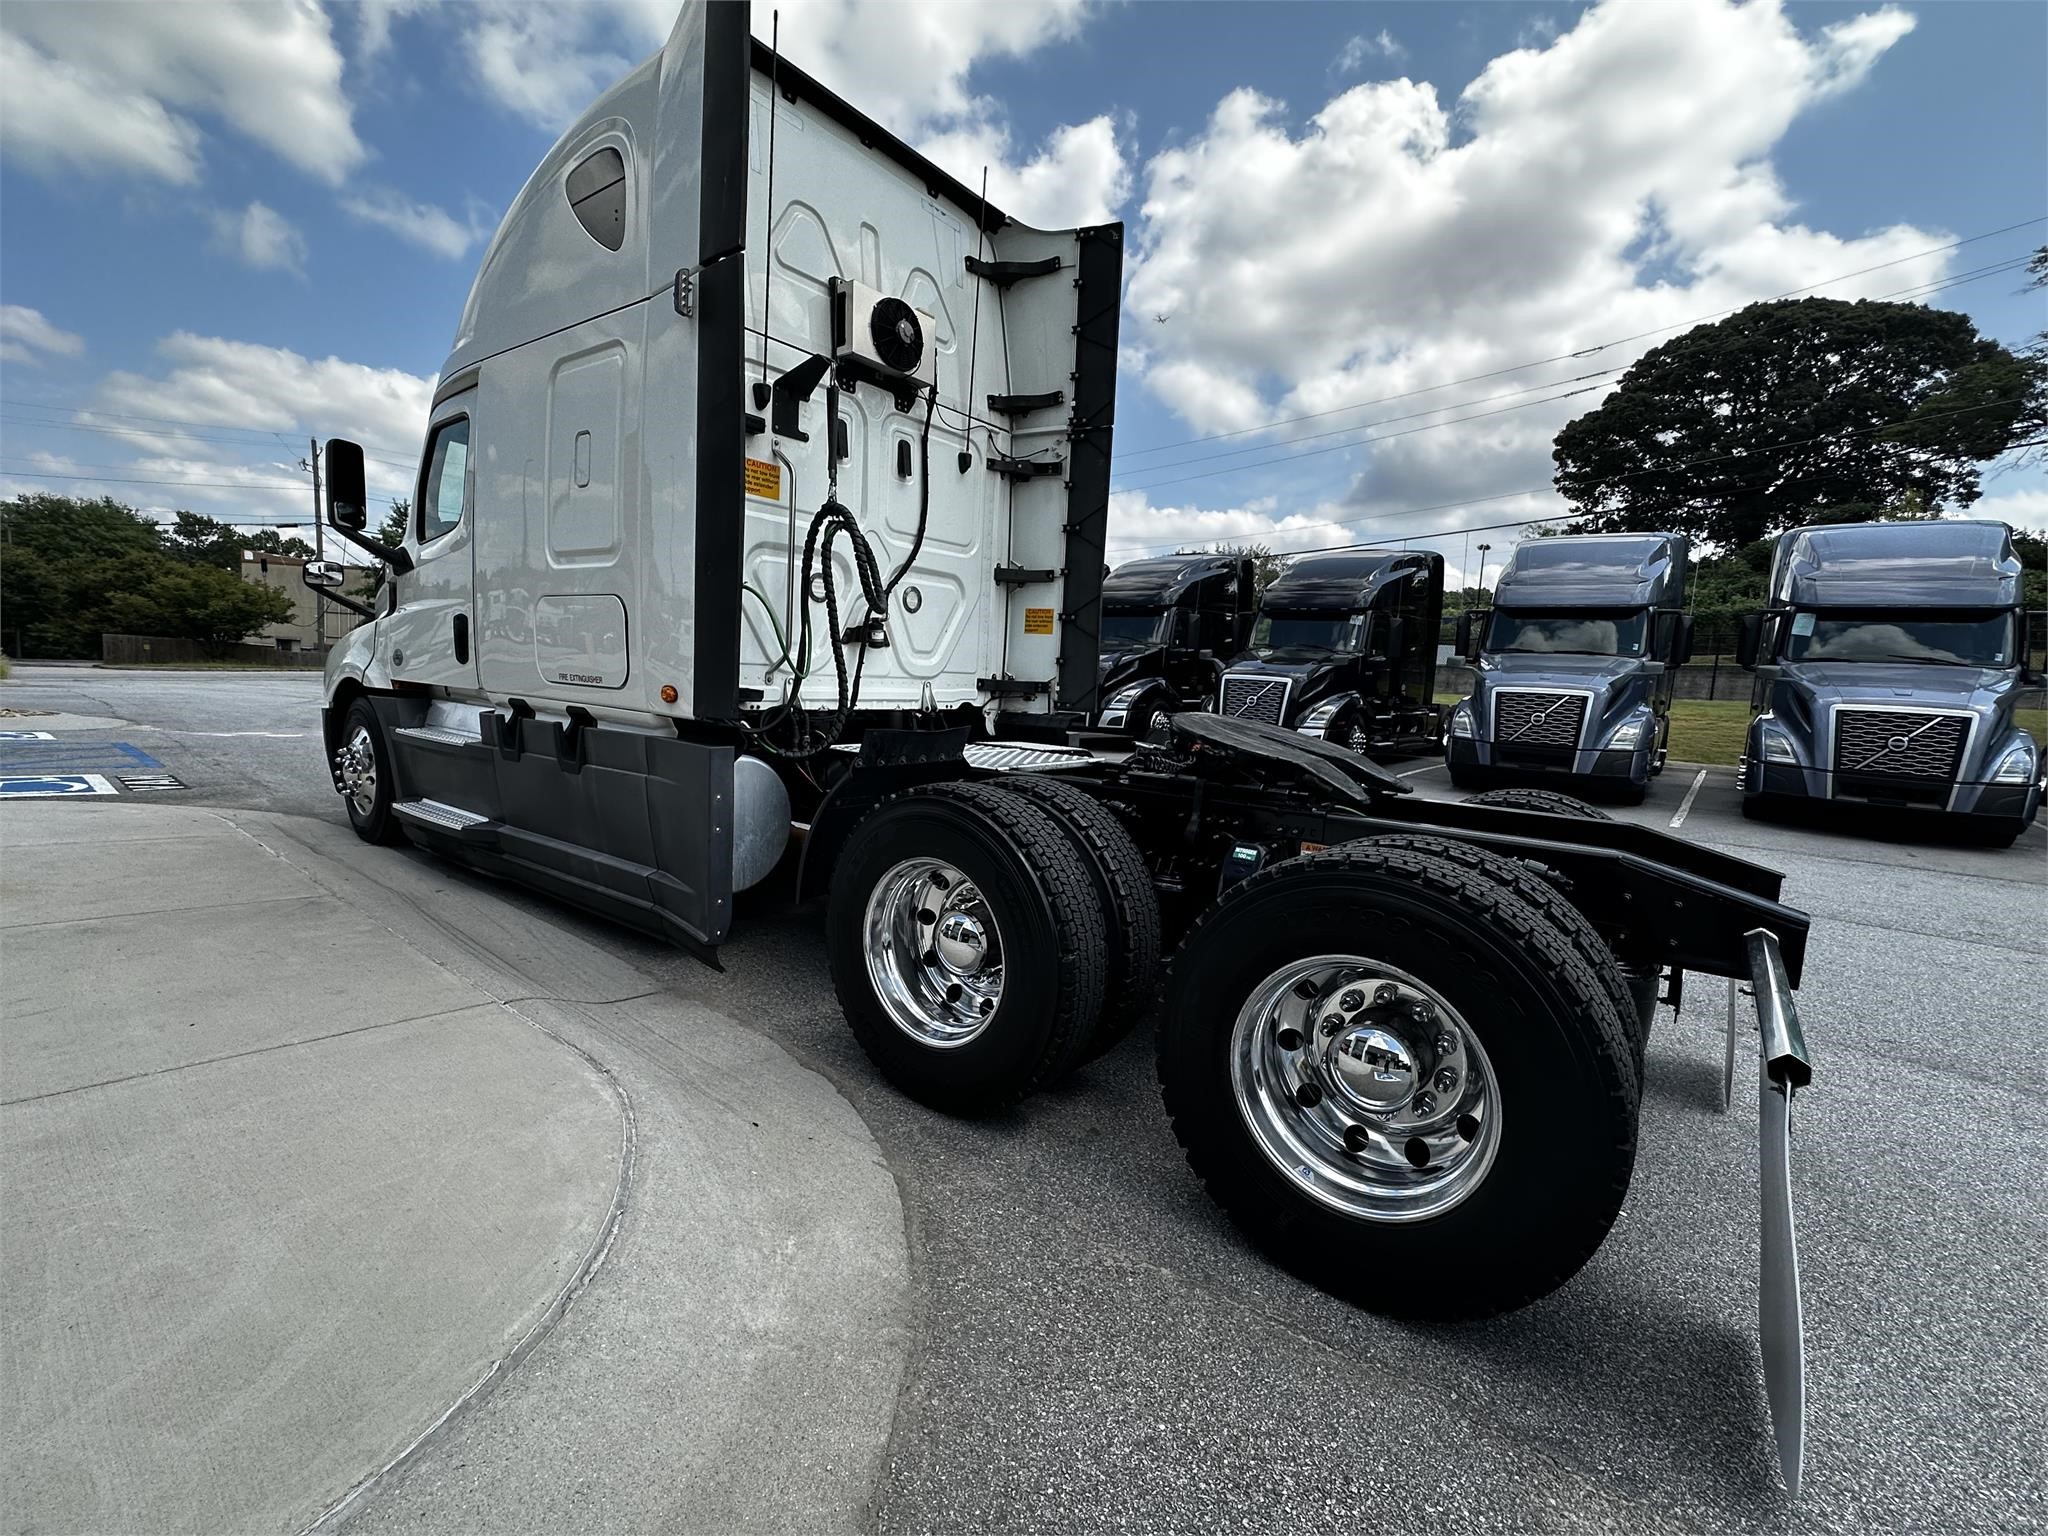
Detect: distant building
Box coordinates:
(238, 551, 375, 653)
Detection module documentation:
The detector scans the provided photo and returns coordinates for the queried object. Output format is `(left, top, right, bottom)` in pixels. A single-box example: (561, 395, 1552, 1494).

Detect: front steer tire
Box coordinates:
(1159, 844, 1638, 1320)
(337, 697, 405, 846)
(829, 782, 1108, 1115)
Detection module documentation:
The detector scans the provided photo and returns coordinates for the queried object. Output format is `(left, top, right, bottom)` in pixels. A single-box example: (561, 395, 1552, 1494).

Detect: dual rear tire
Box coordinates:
(827, 778, 1161, 1115)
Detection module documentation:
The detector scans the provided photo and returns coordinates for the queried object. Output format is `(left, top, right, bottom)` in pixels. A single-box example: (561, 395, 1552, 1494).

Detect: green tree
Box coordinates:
(164, 511, 315, 570)
(0, 493, 163, 562)
(365, 500, 409, 596)
(0, 494, 297, 657)
(1552, 298, 2048, 548)
(102, 560, 295, 649)
(1176, 539, 1284, 596)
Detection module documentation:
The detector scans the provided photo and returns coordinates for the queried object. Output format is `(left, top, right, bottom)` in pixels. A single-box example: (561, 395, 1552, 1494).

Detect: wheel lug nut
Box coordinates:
(1321, 1013, 1345, 1032)
(1411, 1091, 1437, 1117)
(1434, 1032, 1456, 1057)
(1295, 1082, 1324, 1109)
(1276, 1027, 1304, 1052)
(1339, 989, 1365, 1012)
(1433, 1067, 1458, 1093)
(1373, 984, 1397, 1005)
(1408, 1001, 1435, 1025)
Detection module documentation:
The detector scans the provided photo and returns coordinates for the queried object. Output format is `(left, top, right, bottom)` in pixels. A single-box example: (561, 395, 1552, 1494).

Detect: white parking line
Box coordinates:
(1398, 763, 1445, 778)
(1669, 768, 1708, 828)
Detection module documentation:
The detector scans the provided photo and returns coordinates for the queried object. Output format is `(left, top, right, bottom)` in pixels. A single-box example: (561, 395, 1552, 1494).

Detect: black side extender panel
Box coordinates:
(376, 698, 735, 953)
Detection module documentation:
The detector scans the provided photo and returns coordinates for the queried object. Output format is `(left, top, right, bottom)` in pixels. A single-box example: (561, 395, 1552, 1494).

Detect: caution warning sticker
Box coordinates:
(1023, 607, 1055, 636)
(744, 457, 782, 499)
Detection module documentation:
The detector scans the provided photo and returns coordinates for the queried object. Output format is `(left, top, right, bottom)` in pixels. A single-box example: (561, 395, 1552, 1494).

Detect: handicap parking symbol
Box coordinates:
(0, 773, 119, 798)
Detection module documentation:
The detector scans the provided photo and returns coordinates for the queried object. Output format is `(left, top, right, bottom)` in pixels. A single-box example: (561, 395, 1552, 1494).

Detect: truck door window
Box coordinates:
(418, 417, 471, 544)
(566, 146, 626, 251)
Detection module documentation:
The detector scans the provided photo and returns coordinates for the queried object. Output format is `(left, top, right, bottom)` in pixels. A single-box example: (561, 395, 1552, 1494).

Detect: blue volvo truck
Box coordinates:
(1736, 519, 2044, 846)
(1446, 533, 1693, 803)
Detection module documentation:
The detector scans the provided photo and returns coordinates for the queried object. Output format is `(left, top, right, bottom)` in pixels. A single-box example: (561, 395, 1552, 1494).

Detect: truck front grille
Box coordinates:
(1493, 692, 1587, 763)
(1219, 674, 1292, 726)
(1833, 709, 1966, 804)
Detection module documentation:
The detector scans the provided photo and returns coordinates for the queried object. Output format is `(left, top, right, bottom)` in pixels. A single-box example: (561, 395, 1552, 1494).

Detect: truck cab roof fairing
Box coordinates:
(1770, 520, 2022, 609)
(1493, 534, 1688, 609)
(1263, 550, 1437, 612)
(1103, 555, 1243, 608)
(442, 4, 1025, 382)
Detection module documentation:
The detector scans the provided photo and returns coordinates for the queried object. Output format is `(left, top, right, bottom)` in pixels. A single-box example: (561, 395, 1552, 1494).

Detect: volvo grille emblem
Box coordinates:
(1885, 734, 1910, 754)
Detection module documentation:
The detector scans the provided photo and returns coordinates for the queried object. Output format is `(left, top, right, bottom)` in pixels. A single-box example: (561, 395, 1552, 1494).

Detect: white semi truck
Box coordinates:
(309, 1, 1820, 1494)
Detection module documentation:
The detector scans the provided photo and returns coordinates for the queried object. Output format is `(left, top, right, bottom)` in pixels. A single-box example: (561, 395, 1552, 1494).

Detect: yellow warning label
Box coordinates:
(1023, 607, 1055, 636)
(744, 457, 781, 499)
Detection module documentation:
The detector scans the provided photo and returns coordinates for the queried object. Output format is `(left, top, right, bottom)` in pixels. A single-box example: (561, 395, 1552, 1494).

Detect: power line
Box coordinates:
(1104, 396, 2036, 564)
(1113, 377, 1614, 496)
(0, 414, 418, 471)
(0, 467, 407, 504)
(1109, 368, 1621, 485)
(1108, 255, 2042, 497)
(1113, 216, 2047, 461)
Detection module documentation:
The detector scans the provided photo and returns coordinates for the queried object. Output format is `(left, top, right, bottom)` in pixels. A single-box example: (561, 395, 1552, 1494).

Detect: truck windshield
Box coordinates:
(1251, 613, 1363, 657)
(1484, 609, 1647, 657)
(1783, 610, 2014, 666)
(1099, 611, 1168, 649)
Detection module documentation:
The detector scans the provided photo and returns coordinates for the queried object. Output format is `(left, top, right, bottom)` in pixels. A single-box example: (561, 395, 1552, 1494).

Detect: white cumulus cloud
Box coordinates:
(210, 202, 308, 275)
(0, 1, 365, 186)
(1335, 29, 1406, 74)
(343, 190, 493, 260)
(0, 305, 87, 367)
(1114, 0, 1943, 562)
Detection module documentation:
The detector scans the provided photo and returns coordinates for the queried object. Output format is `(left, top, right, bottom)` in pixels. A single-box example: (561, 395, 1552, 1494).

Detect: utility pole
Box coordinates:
(308, 437, 326, 655)
(1476, 542, 1494, 602)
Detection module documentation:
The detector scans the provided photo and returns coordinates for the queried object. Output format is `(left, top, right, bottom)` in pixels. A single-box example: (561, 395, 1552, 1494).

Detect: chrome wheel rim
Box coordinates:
(863, 858, 1005, 1048)
(1229, 955, 1501, 1222)
(336, 725, 378, 819)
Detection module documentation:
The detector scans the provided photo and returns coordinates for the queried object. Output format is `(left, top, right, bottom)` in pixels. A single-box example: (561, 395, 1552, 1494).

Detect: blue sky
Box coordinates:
(1, 0, 2042, 577)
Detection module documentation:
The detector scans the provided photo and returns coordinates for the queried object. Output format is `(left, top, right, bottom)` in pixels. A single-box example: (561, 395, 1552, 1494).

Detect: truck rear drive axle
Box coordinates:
(809, 711, 1814, 1497)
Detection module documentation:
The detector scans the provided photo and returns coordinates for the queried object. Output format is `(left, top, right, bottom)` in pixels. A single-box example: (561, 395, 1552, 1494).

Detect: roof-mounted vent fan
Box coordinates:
(834, 280, 938, 391)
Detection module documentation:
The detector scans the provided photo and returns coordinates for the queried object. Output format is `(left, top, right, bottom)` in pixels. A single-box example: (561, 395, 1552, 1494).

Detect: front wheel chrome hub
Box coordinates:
(336, 725, 378, 818)
(1230, 956, 1500, 1222)
(863, 858, 1006, 1049)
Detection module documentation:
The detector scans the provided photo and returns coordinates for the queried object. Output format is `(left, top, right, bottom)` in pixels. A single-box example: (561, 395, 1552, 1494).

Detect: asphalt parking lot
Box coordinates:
(3, 665, 2042, 1536)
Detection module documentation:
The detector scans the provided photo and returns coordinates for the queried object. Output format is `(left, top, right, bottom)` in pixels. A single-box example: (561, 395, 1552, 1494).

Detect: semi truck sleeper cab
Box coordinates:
(1213, 549, 1444, 758)
(1737, 519, 2043, 845)
(1447, 533, 1693, 803)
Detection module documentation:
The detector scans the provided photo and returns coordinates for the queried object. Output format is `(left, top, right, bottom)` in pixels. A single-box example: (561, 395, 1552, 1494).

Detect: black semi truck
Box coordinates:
(1094, 554, 1255, 737)
(1212, 549, 1445, 757)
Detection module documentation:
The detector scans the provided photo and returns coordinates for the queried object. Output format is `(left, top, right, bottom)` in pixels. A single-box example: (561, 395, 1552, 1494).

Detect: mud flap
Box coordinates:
(1724, 930, 1812, 1500)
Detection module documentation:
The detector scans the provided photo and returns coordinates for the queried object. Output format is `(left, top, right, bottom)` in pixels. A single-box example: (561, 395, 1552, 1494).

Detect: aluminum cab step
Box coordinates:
(394, 724, 481, 747)
(392, 799, 497, 843)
